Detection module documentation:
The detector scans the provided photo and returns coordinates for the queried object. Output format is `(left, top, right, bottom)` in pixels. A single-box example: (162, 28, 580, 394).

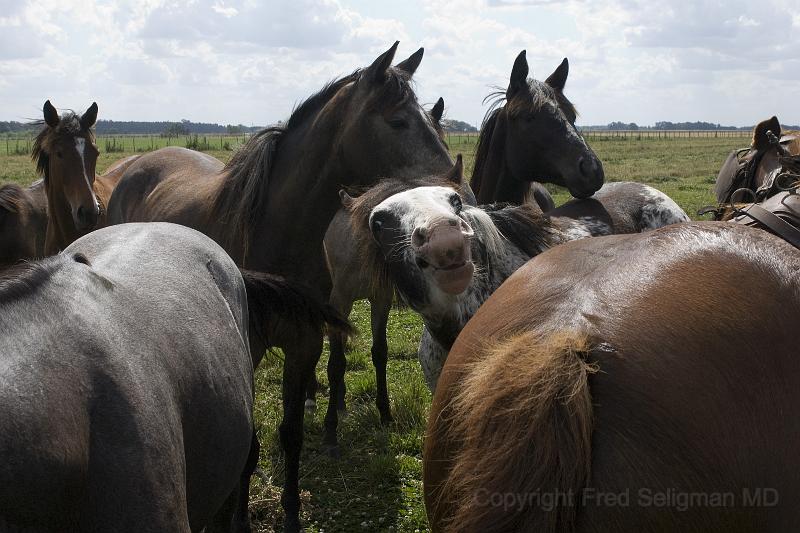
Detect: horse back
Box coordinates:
(107, 147, 224, 230)
(0, 223, 253, 531)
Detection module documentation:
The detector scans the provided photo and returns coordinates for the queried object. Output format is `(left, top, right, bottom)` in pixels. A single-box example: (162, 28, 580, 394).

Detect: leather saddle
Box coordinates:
(715, 134, 799, 204)
(732, 191, 800, 249)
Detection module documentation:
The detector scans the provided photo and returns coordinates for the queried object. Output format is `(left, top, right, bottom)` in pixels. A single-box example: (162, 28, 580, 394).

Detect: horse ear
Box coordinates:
(395, 47, 424, 77)
(431, 97, 445, 124)
(339, 189, 355, 209)
(753, 116, 782, 150)
(444, 154, 464, 185)
(365, 41, 399, 83)
(545, 58, 569, 92)
(43, 100, 59, 127)
(507, 50, 529, 100)
(81, 102, 98, 130)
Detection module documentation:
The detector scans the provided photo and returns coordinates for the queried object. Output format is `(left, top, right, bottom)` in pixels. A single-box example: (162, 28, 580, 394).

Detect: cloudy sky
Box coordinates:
(1, 0, 798, 127)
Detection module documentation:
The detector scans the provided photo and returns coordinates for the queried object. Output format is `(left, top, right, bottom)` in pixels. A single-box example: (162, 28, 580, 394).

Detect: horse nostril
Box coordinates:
(412, 227, 427, 248)
(579, 156, 603, 180)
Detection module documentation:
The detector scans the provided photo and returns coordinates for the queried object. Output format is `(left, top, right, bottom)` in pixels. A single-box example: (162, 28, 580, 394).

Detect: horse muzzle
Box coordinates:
(568, 155, 605, 199)
(73, 203, 100, 232)
(412, 218, 475, 295)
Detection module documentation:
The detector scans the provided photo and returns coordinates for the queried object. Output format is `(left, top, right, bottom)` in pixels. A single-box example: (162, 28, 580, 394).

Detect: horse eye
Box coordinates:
(371, 219, 383, 234)
(388, 117, 409, 130)
(450, 194, 462, 213)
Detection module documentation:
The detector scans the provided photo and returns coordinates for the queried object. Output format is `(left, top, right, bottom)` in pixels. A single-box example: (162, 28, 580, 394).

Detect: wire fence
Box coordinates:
(443, 129, 752, 146)
(2, 133, 252, 156)
(3, 130, 754, 157)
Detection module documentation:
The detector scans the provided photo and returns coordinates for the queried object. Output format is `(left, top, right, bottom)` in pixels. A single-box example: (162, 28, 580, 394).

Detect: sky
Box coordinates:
(1, 0, 799, 128)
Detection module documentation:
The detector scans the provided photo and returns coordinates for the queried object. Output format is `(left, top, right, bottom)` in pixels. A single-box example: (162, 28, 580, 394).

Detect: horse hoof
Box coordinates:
(304, 399, 316, 411)
(380, 414, 394, 426)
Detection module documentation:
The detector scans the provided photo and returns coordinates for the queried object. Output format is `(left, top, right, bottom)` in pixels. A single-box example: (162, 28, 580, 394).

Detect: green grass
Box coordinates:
(0, 134, 748, 532)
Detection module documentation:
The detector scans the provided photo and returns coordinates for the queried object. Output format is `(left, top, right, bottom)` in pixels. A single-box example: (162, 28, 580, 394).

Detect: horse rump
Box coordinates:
(239, 269, 353, 347)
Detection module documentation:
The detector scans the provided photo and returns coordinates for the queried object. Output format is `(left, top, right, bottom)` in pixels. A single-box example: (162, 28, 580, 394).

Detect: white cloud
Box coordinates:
(0, 0, 799, 126)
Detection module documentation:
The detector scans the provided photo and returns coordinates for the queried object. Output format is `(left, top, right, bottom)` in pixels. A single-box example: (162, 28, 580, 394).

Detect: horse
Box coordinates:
(424, 222, 800, 532)
(33, 100, 139, 254)
(342, 158, 687, 390)
(105, 42, 452, 532)
(713, 115, 800, 207)
(470, 50, 604, 204)
(0, 221, 344, 532)
(0, 180, 47, 266)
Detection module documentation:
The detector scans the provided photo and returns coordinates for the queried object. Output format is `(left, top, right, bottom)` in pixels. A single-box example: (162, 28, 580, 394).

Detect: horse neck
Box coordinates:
(471, 113, 529, 205)
(244, 126, 344, 283)
(44, 185, 82, 255)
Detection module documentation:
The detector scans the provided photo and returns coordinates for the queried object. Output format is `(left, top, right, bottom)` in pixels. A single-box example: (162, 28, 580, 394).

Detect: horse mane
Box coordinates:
(213, 67, 417, 257)
(0, 255, 65, 304)
(470, 81, 577, 198)
(30, 112, 94, 181)
(470, 105, 502, 196)
(441, 330, 596, 533)
(0, 184, 29, 214)
(484, 202, 559, 257)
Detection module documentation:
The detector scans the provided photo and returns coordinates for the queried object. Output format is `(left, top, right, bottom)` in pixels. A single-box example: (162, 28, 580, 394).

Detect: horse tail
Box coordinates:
(240, 269, 353, 347)
(441, 330, 597, 533)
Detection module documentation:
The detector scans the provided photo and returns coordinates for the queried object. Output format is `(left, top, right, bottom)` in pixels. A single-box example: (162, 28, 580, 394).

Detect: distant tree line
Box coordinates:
(0, 119, 264, 135)
(583, 121, 800, 131)
(442, 119, 478, 133)
(3, 117, 798, 135)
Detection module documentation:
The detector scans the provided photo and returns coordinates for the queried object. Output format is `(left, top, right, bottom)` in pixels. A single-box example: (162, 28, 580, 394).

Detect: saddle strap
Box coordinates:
(739, 203, 800, 250)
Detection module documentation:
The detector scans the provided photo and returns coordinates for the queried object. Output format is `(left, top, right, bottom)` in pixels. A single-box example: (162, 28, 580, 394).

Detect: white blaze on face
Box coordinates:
(74, 137, 98, 206)
(371, 186, 459, 236)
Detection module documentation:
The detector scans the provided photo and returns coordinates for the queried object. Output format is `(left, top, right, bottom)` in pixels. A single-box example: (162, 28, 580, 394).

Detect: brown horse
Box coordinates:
(470, 50, 604, 204)
(33, 101, 139, 254)
(106, 42, 452, 532)
(713, 115, 800, 206)
(424, 222, 800, 532)
(0, 180, 47, 266)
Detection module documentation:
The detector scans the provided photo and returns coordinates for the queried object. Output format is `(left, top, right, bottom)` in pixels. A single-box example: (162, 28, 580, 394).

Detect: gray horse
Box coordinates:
(0, 222, 341, 532)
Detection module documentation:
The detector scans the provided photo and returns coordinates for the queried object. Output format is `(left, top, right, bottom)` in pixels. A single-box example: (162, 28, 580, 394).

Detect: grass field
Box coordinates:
(0, 134, 747, 532)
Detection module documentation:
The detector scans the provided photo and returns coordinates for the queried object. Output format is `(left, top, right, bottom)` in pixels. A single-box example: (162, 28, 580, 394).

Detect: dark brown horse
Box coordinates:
(106, 42, 452, 532)
(713, 116, 800, 206)
(424, 222, 800, 532)
(0, 221, 345, 532)
(33, 101, 139, 254)
(470, 50, 604, 204)
(0, 180, 47, 266)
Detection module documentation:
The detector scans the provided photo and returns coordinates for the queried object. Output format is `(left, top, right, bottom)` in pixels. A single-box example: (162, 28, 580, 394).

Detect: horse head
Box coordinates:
(474, 51, 604, 202)
(322, 43, 453, 185)
(34, 101, 100, 233)
(342, 156, 483, 306)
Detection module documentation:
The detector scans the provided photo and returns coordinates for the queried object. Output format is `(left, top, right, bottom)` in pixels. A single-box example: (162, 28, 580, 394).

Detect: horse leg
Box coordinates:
(320, 288, 355, 456)
(370, 289, 393, 424)
(234, 429, 260, 532)
(280, 332, 322, 533)
(304, 374, 319, 411)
